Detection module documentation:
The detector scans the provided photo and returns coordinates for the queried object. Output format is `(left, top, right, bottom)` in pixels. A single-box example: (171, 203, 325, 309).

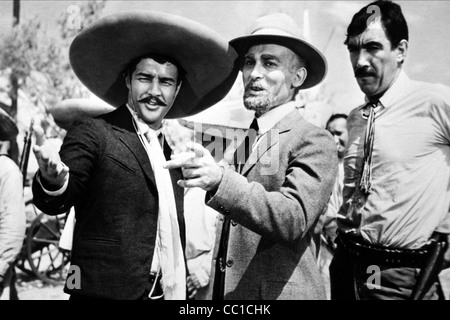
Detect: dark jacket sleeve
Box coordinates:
(32, 118, 103, 215)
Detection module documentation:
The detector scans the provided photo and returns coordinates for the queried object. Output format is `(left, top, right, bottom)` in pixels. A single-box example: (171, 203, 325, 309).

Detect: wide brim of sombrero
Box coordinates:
(0, 108, 18, 140)
(69, 11, 239, 119)
(230, 34, 327, 89)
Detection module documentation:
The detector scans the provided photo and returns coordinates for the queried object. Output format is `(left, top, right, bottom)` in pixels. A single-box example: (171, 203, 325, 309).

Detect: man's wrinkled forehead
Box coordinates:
(347, 20, 388, 48)
(245, 43, 296, 59)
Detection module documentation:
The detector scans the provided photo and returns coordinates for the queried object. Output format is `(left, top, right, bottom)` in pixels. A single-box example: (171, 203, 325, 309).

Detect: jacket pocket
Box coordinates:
(261, 280, 298, 300)
(106, 154, 136, 175)
(79, 236, 121, 246)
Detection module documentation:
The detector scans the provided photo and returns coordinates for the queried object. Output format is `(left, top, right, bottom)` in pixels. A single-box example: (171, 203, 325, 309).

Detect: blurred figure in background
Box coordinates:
(323, 114, 348, 243)
(318, 113, 348, 298)
(0, 108, 26, 300)
(184, 187, 218, 300)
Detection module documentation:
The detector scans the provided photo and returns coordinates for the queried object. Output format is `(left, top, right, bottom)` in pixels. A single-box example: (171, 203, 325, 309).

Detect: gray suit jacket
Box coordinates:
(207, 110, 338, 300)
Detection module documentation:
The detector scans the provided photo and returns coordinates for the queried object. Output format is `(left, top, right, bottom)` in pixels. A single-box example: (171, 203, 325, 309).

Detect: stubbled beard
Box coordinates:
(243, 92, 276, 116)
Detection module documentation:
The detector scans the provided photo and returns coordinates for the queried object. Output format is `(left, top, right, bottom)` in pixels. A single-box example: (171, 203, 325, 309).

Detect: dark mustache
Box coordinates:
(355, 68, 375, 78)
(138, 95, 166, 106)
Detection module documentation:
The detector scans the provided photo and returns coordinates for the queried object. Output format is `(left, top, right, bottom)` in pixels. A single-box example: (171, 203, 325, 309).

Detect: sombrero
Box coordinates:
(0, 108, 18, 140)
(69, 11, 239, 119)
(230, 13, 327, 89)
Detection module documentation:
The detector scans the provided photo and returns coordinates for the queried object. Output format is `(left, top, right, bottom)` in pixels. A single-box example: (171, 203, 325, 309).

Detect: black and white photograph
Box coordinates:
(0, 0, 449, 305)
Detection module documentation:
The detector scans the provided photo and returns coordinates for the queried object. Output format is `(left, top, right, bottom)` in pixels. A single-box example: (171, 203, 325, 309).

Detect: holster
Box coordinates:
(410, 232, 448, 300)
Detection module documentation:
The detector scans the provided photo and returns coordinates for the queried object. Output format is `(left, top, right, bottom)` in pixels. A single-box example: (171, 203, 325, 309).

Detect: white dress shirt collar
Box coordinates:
(255, 101, 297, 135)
(125, 104, 162, 138)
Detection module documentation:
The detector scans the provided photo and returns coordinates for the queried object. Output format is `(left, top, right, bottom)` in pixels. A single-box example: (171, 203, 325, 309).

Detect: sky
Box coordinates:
(1, 0, 449, 116)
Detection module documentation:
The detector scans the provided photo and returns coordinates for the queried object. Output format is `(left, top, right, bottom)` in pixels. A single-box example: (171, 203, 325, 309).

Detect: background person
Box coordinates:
(0, 108, 26, 300)
(318, 113, 348, 298)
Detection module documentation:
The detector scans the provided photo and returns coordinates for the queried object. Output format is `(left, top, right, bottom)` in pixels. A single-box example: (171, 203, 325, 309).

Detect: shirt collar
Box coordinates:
(361, 70, 411, 110)
(126, 104, 162, 138)
(256, 101, 297, 135)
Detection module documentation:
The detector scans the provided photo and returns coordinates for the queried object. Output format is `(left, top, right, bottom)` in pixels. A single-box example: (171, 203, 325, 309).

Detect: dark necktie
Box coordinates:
(236, 118, 259, 173)
(213, 118, 259, 300)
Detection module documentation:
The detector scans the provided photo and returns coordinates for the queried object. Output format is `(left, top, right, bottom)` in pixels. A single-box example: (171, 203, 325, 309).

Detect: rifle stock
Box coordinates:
(19, 119, 34, 188)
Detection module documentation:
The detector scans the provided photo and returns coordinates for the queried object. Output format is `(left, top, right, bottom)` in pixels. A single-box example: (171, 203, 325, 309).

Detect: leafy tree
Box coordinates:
(0, 0, 107, 163)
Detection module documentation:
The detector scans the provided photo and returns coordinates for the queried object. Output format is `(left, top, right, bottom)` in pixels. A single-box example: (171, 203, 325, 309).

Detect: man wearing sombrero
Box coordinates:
(0, 108, 26, 299)
(31, 11, 237, 300)
(165, 13, 338, 299)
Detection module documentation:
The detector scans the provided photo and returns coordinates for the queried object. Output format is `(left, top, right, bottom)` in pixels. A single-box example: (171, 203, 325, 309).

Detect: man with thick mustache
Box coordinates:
(330, 0, 450, 300)
(31, 11, 237, 300)
(165, 13, 338, 300)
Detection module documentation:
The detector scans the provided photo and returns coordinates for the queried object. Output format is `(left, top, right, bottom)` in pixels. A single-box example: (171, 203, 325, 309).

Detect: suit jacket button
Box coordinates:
(231, 220, 237, 226)
(226, 259, 234, 267)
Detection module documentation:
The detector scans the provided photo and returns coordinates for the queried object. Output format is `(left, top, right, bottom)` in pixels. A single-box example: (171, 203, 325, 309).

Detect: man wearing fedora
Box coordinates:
(31, 11, 237, 300)
(0, 108, 26, 299)
(165, 13, 338, 300)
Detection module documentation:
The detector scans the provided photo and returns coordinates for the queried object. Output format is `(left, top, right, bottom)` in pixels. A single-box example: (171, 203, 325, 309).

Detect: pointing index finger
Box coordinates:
(186, 142, 208, 157)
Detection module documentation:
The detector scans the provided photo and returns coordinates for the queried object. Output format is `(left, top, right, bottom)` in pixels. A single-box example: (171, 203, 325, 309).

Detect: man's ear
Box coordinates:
(125, 72, 132, 90)
(396, 39, 408, 64)
(174, 80, 182, 100)
(292, 67, 307, 89)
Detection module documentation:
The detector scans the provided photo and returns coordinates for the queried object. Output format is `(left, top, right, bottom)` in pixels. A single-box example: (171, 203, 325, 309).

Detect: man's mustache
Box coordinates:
(355, 68, 375, 78)
(244, 82, 265, 92)
(138, 95, 166, 106)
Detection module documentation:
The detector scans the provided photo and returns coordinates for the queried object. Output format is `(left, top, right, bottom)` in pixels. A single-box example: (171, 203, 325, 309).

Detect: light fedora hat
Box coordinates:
(230, 13, 327, 89)
(69, 11, 239, 119)
(0, 108, 19, 140)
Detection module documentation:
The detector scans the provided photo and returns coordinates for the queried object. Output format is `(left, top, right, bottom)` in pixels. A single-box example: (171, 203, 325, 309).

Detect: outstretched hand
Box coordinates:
(163, 142, 223, 191)
(33, 138, 69, 189)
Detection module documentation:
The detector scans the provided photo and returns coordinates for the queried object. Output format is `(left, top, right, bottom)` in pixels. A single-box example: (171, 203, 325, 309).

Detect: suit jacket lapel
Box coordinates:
(241, 110, 299, 176)
(111, 105, 157, 188)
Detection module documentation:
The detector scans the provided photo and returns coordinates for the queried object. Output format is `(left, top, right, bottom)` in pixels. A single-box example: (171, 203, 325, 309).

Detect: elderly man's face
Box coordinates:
(242, 44, 306, 117)
(126, 58, 180, 130)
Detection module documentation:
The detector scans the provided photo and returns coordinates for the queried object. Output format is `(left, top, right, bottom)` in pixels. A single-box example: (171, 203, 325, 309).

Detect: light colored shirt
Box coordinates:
(0, 155, 26, 276)
(253, 101, 296, 150)
(126, 105, 186, 300)
(125, 105, 163, 274)
(184, 187, 218, 291)
(338, 71, 450, 249)
(323, 160, 344, 241)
